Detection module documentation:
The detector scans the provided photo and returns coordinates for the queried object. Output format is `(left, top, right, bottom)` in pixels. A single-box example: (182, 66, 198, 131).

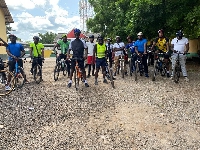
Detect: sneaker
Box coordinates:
(5, 86, 11, 91)
(103, 79, 108, 83)
(145, 74, 149, 78)
(114, 72, 116, 76)
(30, 69, 33, 75)
(95, 80, 98, 85)
(125, 72, 128, 75)
(87, 74, 91, 78)
(67, 83, 72, 88)
(85, 83, 89, 87)
(170, 76, 173, 80)
(112, 77, 116, 80)
(184, 77, 189, 82)
(167, 73, 170, 78)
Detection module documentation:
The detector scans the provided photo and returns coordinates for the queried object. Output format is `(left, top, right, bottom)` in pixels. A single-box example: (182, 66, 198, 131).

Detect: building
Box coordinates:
(0, 0, 14, 60)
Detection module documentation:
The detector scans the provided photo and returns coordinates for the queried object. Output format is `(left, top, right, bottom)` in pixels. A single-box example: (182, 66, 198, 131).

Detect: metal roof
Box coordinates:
(0, 0, 14, 23)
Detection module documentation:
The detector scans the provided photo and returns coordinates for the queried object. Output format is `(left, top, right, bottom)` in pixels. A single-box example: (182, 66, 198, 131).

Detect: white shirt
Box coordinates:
(171, 37, 189, 53)
(86, 41, 95, 56)
(106, 43, 113, 53)
(113, 42, 125, 56)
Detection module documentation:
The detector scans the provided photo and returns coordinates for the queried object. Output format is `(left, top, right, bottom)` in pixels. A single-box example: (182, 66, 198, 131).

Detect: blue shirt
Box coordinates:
(126, 42, 135, 53)
(134, 39, 147, 53)
(6, 43, 24, 61)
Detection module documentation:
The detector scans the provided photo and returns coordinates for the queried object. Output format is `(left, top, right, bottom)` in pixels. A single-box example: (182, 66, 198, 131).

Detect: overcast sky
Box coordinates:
(5, 0, 81, 41)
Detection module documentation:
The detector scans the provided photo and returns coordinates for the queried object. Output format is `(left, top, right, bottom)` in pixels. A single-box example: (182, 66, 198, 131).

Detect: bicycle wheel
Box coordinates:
(121, 60, 124, 78)
(14, 67, 25, 88)
(174, 65, 180, 83)
(134, 61, 138, 81)
(108, 67, 114, 88)
(33, 64, 42, 84)
(54, 63, 60, 81)
(0, 70, 15, 96)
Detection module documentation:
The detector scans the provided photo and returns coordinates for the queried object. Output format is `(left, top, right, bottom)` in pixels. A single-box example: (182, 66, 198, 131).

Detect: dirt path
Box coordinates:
(0, 58, 200, 149)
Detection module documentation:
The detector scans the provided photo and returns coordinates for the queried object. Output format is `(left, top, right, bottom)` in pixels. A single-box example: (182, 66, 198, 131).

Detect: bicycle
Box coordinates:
(73, 57, 84, 91)
(54, 58, 68, 81)
(172, 51, 189, 83)
(118, 53, 125, 78)
(105, 60, 114, 88)
(31, 57, 44, 84)
(152, 53, 167, 81)
(134, 54, 144, 81)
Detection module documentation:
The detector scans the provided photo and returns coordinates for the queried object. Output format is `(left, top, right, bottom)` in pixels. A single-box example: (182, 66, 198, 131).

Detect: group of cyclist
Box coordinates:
(0, 28, 189, 90)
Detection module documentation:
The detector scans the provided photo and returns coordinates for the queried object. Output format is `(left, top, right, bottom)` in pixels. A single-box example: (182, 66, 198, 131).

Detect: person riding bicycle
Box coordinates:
(93, 35, 108, 85)
(171, 30, 189, 81)
(67, 28, 89, 88)
(6, 34, 27, 90)
(134, 32, 149, 77)
(53, 34, 70, 77)
(106, 38, 114, 68)
(113, 36, 126, 76)
(152, 29, 170, 77)
(30, 36, 44, 76)
(86, 35, 95, 77)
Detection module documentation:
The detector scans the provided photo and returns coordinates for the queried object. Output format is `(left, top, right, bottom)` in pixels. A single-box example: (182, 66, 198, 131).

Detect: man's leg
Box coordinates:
(109, 53, 112, 68)
(6, 61, 14, 90)
(102, 59, 107, 83)
(142, 54, 149, 77)
(164, 53, 170, 77)
(95, 58, 100, 85)
(171, 55, 176, 78)
(180, 55, 188, 81)
(87, 64, 91, 77)
(68, 59, 75, 88)
(114, 56, 119, 76)
(80, 59, 89, 87)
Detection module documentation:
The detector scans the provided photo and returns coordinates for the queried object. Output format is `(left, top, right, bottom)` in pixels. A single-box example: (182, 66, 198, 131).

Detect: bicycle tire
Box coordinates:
(0, 70, 15, 96)
(33, 64, 42, 84)
(174, 65, 180, 83)
(121, 60, 124, 78)
(54, 63, 60, 81)
(14, 67, 25, 88)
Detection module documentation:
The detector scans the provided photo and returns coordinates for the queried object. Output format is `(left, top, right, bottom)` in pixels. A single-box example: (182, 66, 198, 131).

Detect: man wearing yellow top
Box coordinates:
(152, 29, 170, 77)
(30, 36, 44, 74)
(93, 35, 107, 85)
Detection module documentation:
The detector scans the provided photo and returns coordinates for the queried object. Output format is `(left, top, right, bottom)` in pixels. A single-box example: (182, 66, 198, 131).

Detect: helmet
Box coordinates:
(107, 38, 112, 42)
(116, 36, 120, 39)
(62, 34, 67, 38)
(9, 34, 17, 38)
(137, 32, 143, 36)
(158, 29, 164, 34)
(176, 30, 183, 37)
(74, 28, 81, 34)
(89, 35, 94, 38)
(97, 35, 103, 40)
(33, 36, 39, 41)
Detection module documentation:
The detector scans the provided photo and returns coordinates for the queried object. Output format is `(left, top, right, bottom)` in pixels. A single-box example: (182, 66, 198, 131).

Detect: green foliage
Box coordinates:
(87, 0, 200, 40)
(38, 32, 57, 44)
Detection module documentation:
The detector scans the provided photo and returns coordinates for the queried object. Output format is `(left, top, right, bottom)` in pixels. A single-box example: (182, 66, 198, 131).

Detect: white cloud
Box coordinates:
(6, 0, 81, 42)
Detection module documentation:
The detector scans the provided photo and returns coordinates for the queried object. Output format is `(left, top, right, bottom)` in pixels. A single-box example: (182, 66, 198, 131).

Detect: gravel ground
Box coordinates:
(0, 58, 200, 150)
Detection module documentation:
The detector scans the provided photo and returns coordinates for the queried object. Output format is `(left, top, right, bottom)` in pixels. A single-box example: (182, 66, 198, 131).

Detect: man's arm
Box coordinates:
(185, 43, 189, 53)
(144, 42, 147, 54)
(93, 44, 97, 58)
(0, 37, 8, 47)
(20, 44, 25, 58)
(6, 46, 17, 59)
(53, 43, 59, 54)
(41, 48, 44, 58)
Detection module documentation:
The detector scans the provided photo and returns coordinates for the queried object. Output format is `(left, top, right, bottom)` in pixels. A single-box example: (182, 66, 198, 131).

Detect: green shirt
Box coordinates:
(57, 40, 70, 54)
(30, 43, 44, 57)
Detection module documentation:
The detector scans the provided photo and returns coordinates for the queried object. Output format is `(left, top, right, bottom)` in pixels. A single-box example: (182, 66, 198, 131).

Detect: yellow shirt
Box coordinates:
(30, 43, 44, 57)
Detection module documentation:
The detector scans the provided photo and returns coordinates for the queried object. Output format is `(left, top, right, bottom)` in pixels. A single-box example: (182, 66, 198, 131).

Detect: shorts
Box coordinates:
(87, 56, 95, 64)
(157, 50, 169, 59)
(8, 59, 23, 72)
(71, 57, 85, 70)
(96, 58, 106, 69)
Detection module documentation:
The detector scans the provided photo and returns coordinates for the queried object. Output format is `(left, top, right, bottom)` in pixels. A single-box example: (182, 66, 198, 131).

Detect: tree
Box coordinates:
(38, 32, 57, 44)
(87, 0, 200, 40)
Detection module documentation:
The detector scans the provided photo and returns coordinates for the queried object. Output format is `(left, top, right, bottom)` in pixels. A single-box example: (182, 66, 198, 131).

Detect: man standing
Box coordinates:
(113, 36, 125, 76)
(152, 29, 170, 77)
(30, 36, 44, 75)
(106, 38, 113, 68)
(67, 28, 89, 88)
(53, 34, 70, 77)
(86, 35, 95, 77)
(171, 30, 189, 81)
(6, 34, 26, 90)
(93, 35, 107, 85)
